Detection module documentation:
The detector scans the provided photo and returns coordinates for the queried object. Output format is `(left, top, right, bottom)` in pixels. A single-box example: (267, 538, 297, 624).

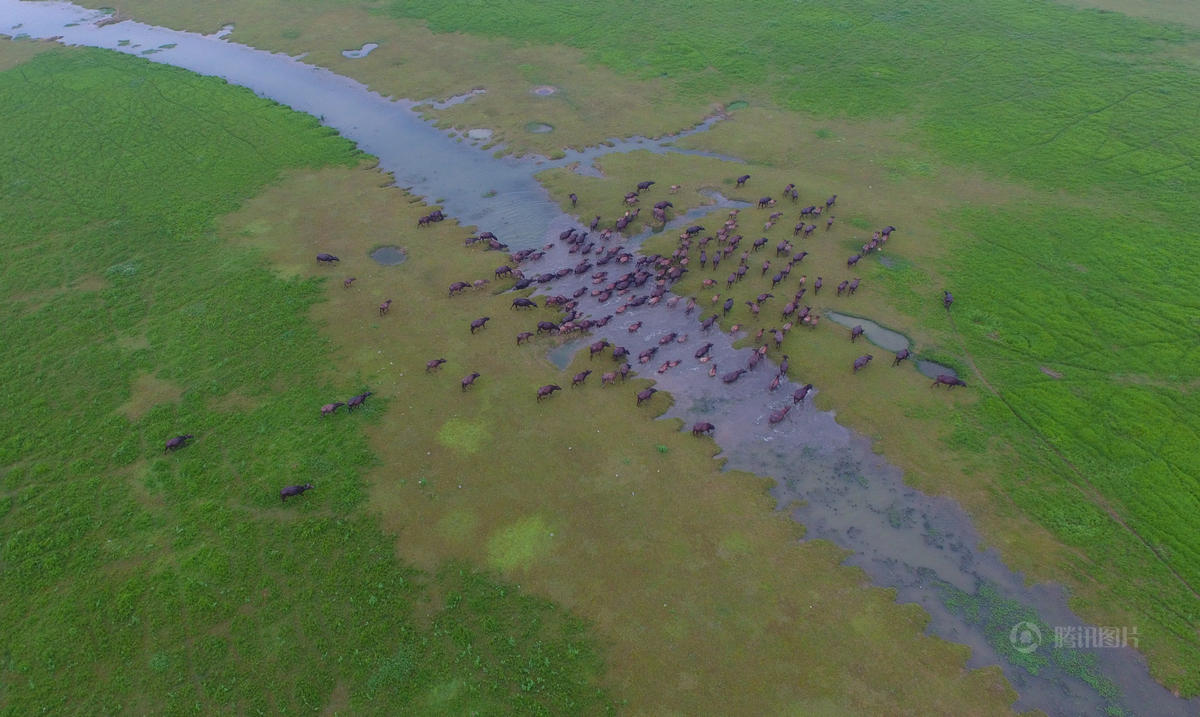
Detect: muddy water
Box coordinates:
(5, 3, 1194, 715)
(825, 311, 958, 377)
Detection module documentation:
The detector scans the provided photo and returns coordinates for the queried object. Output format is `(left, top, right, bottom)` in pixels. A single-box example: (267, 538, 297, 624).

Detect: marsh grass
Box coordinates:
(0, 46, 614, 714)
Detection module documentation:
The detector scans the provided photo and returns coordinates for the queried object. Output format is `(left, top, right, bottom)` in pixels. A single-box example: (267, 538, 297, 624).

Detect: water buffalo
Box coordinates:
(837, 280, 849, 296)
(449, 281, 470, 295)
(636, 388, 658, 406)
(850, 325, 864, 341)
(768, 406, 791, 424)
(847, 254, 862, 267)
(517, 331, 534, 345)
(347, 391, 373, 410)
(628, 321, 643, 333)
(813, 277, 822, 294)
(893, 349, 911, 366)
(164, 434, 193, 452)
(589, 340, 610, 359)
(461, 372, 481, 391)
(701, 315, 718, 332)
(694, 342, 713, 359)
(537, 384, 562, 400)
(636, 180, 655, 193)
(638, 347, 658, 364)
(848, 278, 860, 295)
(753, 237, 768, 252)
(793, 384, 813, 404)
(316, 253, 339, 263)
(426, 358, 447, 372)
(280, 483, 314, 502)
(378, 299, 392, 316)
(611, 346, 629, 361)
(511, 298, 537, 309)
(692, 422, 715, 437)
(944, 291, 954, 311)
(826, 195, 837, 208)
(852, 355, 874, 372)
(769, 375, 781, 392)
(779, 355, 789, 374)
(932, 374, 967, 388)
(722, 369, 747, 384)
(658, 332, 677, 345)
(570, 192, 578, 207)
(572, 370, 592, 387)
(723, 298, 734, 315)
(757, 197, 774, 208)
(320, 402, 345, 417)
(601, 372, 617, 386)
(685, 225, 705, 236)
(469, 317, 491, 333)
(343, 277, 356, 289)
(736, 174, 751, 187)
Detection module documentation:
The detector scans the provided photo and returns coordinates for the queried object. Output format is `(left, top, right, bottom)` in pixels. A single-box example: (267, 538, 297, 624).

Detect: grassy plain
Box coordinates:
(0, 42, 1027, 714)
(46, 0, 1200, 698)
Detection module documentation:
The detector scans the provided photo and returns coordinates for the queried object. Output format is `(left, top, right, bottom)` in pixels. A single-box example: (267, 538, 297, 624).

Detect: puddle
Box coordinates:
(825, 311, 910, 353)
(546, 338, 589, 370)
(369, 245, 407, 265)
(212, 24, 232, 39)
(341, 42, 377, 59)
(916, 360, 957, 379)
(525, 122, 554, 134)
(531, 85, 558, 96)
(6, 4, 1196, 714)
(466, 128, 493, 141)
(423, 88, 485, 109)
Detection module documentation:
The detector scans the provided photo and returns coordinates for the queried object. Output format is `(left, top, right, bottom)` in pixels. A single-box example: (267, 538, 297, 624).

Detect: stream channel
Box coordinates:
(4, 3, 1195, 714)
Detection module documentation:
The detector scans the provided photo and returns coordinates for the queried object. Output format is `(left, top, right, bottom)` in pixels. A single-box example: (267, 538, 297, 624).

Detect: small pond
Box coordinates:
(369, 245, 407, 265)
(341, 42, 378, 59)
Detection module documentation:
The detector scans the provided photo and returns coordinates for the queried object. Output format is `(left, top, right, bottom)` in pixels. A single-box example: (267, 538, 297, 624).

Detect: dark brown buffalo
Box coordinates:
(601, 372, 617, 386)
(736, 174, 751, 187)
(378, 299, 392, 316)
(721, 368, 746, 384)
(793, 384, 813, 403)
(517, 331, 534, 345)
(837, 280, 849, 296)
(852, 355, 874, 372)
(570, 192, 578, 207)
(511, 298, 537, 309)
(850, 325, 864, 342)
(537, 384, 562, 401)
(461, 372, 481, 391)
(320, 402, 345, 417)
(316, 253, 339, 263)
(932, 374, 967, 388)
(469, 316, 491, 334)
(426, 358, 447, 372)
(572, 370, 592, 387)
(343, 277, 356, 289)
(694, 342, 713, 359)
(449, 281, 470, 295)
(848, 278, 860, 295)
(636, 180, 655, 193)
(813, 277, 822, 294)
(280, 483, 314, 502)
(347, 391, 373, 410)
(636, 387, 658, 406)
(589, 340, 610, 358)
(164, 434, 193, 452)
(768, 406, 791, 424)
(892, 349, 911, 366)
(944, 291, 954, 311)
(692, 422, 715, 437)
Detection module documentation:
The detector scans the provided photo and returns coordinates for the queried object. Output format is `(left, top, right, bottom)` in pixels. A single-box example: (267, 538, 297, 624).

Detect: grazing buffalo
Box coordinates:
(852, 355, 874, 372)
(511, 298, 537, 309)
(426, 358, 447, 372)
(723, 298, 734, 315)
(944, 291, 954, 311)
(461, 372, 481, 391)
(813, 277, 822, 294)
(572, 370, 592, 387)
(516, 331, 534, 345)
(722, 369, 747, 384)
(848, 278, 860, 295)
(569, 192, 578, 207)
(850, 325, 864, 342)
(611, 346, 629, 361)
(601, 372, 617, 386)
(768, 406, 791, 424)
(837, 280, 849, 296)
(757, 197, 774, 208)
(893, 349, 911, 366)
(343, 277, 356, 289)
(469, 317, 491, 334)
(164, 434, 193, 452)
(736, 174, 751, 187)
(495, 265, 513, 278)
(847, 254, 862, 267)
(320, 402, 345, 417)
(636, 180, 656, 193)
(537, 384, 562, 401)
(628, 321, 643, 333)
(378, 299, 393, 316)
(932, 374, 967, 389)
(589, 340, 610, 358)
(449, 281, 470, 295)
(316, 253, 339, 263)
(636, 388, 658, 406)
(347, 391, 373, 411)
(280, 483, 314, 502)
(793, 384, 813, 404)
(692, 422, 715, 437)
(826, 195, 837, 208)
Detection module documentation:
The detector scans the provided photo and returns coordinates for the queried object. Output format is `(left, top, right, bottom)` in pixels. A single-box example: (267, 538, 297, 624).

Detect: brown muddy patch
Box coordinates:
(119, 374, 184, 420)
(71, 273, 108, 292)
(207, 390, 261, 413)
(116, 332, 150, 352)
(1040, 366, 1064, 379)
(321, 681, 350, 716)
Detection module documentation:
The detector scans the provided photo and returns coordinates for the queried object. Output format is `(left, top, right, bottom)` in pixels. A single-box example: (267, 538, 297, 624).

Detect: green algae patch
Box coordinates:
(436, 417, 489, 455)
(487, 515, 554, 572)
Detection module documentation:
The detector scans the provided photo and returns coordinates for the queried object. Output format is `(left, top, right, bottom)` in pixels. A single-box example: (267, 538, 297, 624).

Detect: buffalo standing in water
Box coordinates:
(793, 384, 814, 404)
(316, 253, 339, 264)
(280, 483, 313, 502)
(537, 384, 562, 401)
(944, 290, 954, 311)
(852, 355, 874, 372)
(768, 406, 791, 424)
(932, 374, 967, 389)
(164, 434, 193, 452)
(721, 369, 747, 384)
(320, 402, 345, 417)
(692, 422, 715, 437)
(461, 372, 481, 391)
(636, 388, 658, 406)
(347, 391, 373, 411)
(892, 349, 911, 366)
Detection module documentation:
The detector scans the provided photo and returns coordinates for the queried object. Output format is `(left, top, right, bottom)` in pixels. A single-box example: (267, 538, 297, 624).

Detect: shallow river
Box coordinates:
(4, 3, 1195, 714)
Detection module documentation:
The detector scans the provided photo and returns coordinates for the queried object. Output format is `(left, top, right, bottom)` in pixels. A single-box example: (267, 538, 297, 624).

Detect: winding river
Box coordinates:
(4, 3, 1194, 715)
